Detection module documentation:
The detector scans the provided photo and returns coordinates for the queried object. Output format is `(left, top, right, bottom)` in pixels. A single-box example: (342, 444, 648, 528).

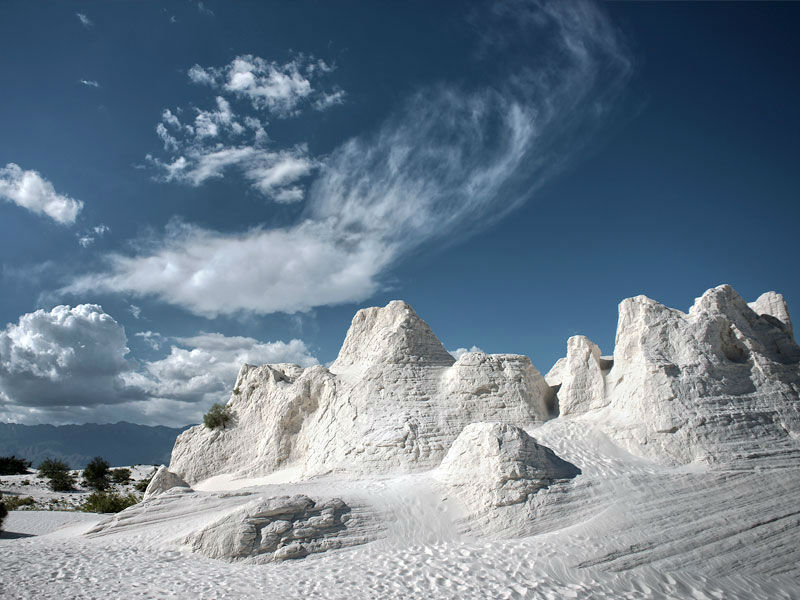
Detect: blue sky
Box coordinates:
(1, 1, 798, 426)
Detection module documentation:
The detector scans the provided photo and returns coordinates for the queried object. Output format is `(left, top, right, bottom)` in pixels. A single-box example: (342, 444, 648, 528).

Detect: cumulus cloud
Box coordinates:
(70, 0, 630, 318)
(0, 305, 318, 425)
(76, 12, 93, 28)
(449, 346, 485, 360)
(188, 54, 341, 116)
(148, 97, 316, 201)
(140, 333, 317, 405)
(67, 220, 388, 317)
(0, 163, 83, 224)
(0, 305, 143, 412)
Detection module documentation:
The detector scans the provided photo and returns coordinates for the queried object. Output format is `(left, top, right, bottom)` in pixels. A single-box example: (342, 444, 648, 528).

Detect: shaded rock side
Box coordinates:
(180, 494, 374, 563)
(170, 302, 551, 484)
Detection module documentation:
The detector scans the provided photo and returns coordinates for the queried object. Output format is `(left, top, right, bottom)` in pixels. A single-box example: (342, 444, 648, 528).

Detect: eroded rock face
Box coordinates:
(143, 466, 192, 501)
(437, 422, 581, 510)
(170, 301, 550, 484)
(553, 285, 800, 465)
(546, 336, 609, 416)
(180, 495, 369, 563)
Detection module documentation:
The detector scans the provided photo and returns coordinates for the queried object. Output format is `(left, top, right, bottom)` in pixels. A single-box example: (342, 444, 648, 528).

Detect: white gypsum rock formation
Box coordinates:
(180, 495, 374, 563)
(436, 422, 580, 511)
(548, 285, 800, 465)
(143, 466, 192, 501)
(545, 336, 612, 416)
(170, 301, 551, 484)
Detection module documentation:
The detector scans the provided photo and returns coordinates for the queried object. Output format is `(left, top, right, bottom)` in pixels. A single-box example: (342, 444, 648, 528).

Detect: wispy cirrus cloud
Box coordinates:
(0, 163, 83, 224)
(76, 12, 93, 28)
(79, 79, 100, 88)
(77, 224, 110, 248)
(67, 0, 630, 318)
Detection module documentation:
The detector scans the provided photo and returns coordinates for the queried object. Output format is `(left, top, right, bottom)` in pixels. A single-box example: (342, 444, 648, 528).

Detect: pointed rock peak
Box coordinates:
(689, 284, 750, 317)
(330, 300, 455, 374)
(749, 291, 793, 334)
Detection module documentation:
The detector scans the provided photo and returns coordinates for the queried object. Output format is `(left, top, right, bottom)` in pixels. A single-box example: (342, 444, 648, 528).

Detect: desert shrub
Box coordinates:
(0, 495, 7, 532)
(134, 472, 154, 493)
(49, 471, 78, 492)
(37, 458, 70, 479)
(203, 403, 232, 429)
(80, 491, 139, 513)
(37, 458, 77, 492)
(110, 468, 131, 485)
(0, 455, 31, 475)
(3, 495, 35, 510)
(82, 456, 111, 491)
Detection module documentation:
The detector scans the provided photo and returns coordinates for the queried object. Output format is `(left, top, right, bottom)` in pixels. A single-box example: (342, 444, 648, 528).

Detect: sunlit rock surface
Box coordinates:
(170, 301, 550, 484)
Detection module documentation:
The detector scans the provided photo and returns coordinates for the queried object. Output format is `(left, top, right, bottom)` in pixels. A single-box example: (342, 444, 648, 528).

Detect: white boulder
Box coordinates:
(180, 494, 372, 563)
(437, 422, 581, 511)
(143, 466, 192, 501)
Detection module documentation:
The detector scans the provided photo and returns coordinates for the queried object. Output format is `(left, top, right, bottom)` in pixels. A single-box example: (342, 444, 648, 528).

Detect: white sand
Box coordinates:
(2, 421, 798, 599)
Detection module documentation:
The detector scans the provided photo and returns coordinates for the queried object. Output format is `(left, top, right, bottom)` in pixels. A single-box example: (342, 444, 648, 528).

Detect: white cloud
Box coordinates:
(148, 96, 316, 200)
(0, 305, 143, 412)
(0, 305, 318, 425)
(79, 79, 100, 88)
(140, 333, 316, 404)
(72, 1, 630, 318)
(128, 304, 142, 319)
(0, 163, 83, 224)
(197, 2, 214, 16)
(187, 54, 341, 117)
(67, 220, 388, 317)
(135, 330, 165, 350)
(76, 12, 93, 28)
(77, 223, 110, 247)
(449, 346, 484, 360)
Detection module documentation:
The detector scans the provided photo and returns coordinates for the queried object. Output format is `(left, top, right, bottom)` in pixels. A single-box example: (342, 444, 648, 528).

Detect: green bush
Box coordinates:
(134, 472, 154, 493)
(82, 456, 111, 491)
(3, 496, 35, 510)
(203, 403, 232, 429)
(80, 491, 139, 513)
(110, 468, 131, 484)
(37, 457, 71, 479)
(0, 455, 31, 475)
(0, 494, 7, 531)
(37, 458, 77, 492)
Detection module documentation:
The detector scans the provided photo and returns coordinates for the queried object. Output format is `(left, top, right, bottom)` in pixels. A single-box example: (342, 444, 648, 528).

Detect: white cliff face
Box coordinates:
(170, 301, 551, 484)
(172, 286, 800, 483)
(548, 285, 800, 466)
(545, 336, 610, 416)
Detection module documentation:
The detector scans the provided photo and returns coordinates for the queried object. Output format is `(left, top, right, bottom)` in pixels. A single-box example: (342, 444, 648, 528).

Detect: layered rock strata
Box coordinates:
(171, 301, 551, 483)
(548, 286, 800, 465)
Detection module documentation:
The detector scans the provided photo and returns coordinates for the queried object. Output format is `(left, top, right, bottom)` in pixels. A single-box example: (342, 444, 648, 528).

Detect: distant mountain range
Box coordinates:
(0, 421, 191, 469)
